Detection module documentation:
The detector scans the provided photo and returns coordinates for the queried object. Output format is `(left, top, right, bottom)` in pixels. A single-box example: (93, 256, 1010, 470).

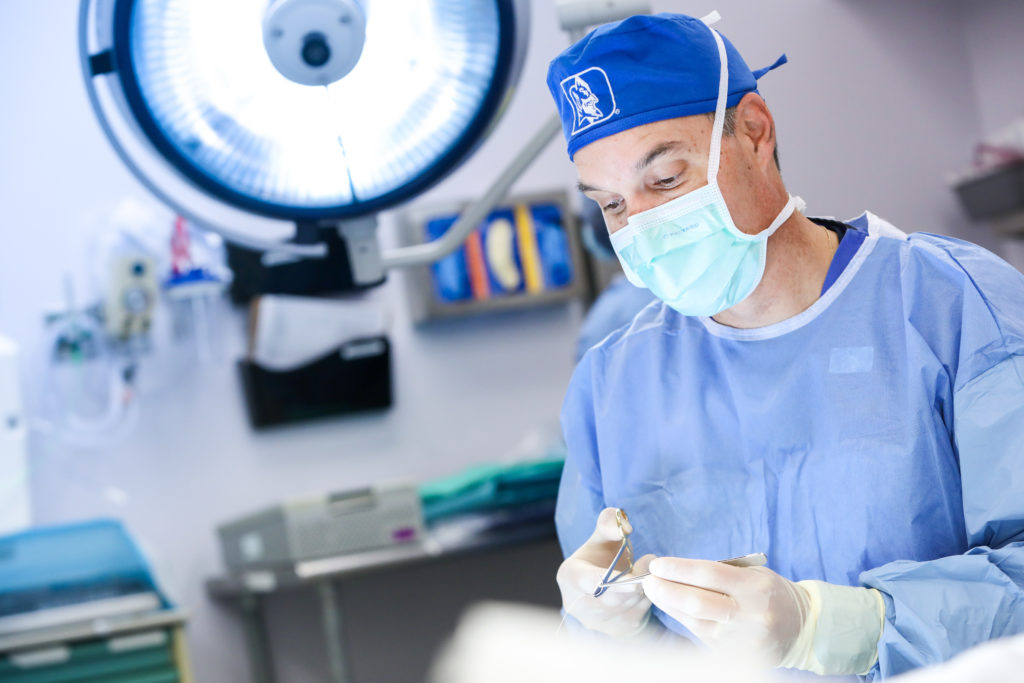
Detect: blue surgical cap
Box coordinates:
(546, 13, 787, 160)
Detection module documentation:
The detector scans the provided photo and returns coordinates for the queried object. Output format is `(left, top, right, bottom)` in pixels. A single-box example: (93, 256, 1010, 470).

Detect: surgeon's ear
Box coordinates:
(735, 92, 776, 173)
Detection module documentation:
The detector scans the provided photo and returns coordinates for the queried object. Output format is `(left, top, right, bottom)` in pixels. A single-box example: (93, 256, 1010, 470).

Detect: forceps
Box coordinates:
(592, 508, 636, 597)
(592, 509, 768, 597)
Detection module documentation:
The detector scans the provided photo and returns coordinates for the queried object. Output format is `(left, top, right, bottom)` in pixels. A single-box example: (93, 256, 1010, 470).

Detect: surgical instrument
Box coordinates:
(592, 508, 636, 597)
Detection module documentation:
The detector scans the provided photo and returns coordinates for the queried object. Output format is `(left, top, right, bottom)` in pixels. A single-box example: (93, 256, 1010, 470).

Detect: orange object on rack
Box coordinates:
(464, 230, 491, 300)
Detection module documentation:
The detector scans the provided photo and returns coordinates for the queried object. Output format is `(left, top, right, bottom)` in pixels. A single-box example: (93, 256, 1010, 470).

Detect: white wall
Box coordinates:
(963, 0, 1024, 135)
(961, 0, 1024, 269)
(1, 1, 1020, 681)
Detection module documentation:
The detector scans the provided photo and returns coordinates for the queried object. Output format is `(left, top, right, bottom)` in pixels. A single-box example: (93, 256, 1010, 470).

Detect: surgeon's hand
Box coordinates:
(642, 558, 884, 675)
(641, 558, 807, 665)
(556, 508, 656, 637)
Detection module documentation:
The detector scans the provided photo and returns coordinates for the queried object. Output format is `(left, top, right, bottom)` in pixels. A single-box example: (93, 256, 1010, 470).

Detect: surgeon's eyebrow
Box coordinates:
(575, 140, 686, 194)
(636, 141, 684, 171)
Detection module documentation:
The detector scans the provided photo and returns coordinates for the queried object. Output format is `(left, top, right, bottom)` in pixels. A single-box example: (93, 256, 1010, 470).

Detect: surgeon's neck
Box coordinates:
(712, 212, 838, 329)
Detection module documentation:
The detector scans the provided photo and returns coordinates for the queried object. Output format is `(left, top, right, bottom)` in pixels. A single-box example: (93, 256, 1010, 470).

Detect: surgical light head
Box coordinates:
(79, 0, 528, 285)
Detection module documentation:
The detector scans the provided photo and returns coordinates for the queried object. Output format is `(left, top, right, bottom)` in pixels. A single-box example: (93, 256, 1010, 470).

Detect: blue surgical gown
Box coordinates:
(556, 212, 1024, 679)
(577, 275, 659, 361)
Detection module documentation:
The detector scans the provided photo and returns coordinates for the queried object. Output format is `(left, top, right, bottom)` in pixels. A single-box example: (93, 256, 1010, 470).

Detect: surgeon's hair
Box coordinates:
(708, 107, 781, 172)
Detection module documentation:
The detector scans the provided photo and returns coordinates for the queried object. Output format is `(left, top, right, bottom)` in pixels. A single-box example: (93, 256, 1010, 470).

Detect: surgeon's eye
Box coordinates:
(653, 176, 679, 188)
(602, 200, 623, 214)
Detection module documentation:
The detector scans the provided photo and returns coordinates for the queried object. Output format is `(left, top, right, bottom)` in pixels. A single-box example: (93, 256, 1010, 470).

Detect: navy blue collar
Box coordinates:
(813, 218, 866, 296)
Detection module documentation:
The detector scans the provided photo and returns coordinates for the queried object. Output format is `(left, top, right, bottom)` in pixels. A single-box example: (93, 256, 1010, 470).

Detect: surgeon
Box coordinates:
(548, 11, 1024, 680)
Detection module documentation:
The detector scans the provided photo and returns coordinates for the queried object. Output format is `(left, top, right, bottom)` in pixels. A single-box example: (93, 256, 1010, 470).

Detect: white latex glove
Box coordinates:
(643, 557, 884, 675)
(556, 507, 657, 637)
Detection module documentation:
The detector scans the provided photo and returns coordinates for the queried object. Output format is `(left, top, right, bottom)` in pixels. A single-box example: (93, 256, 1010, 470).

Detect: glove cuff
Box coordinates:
(781, 580, 885, 675)
(618, 606, 654, 638)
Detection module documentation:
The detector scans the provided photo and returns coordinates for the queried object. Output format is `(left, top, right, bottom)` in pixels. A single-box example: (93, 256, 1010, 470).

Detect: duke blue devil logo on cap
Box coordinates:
(560, 67, 616, 134)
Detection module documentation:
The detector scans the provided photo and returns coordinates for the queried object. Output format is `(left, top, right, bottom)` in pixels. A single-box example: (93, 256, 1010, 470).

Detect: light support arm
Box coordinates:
(556, 0, 651, 38)
(380, 114, 562, 269)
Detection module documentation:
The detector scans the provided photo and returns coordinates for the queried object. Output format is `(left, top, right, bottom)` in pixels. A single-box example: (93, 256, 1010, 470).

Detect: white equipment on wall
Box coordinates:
(0, 335, 30, 533)
(104, 254, 158, 341)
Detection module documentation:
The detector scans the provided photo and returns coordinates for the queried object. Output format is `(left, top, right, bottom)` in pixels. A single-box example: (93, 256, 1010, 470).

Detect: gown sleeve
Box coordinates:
(555, 351, 607, 559)
(860, 238, 1024, 679)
